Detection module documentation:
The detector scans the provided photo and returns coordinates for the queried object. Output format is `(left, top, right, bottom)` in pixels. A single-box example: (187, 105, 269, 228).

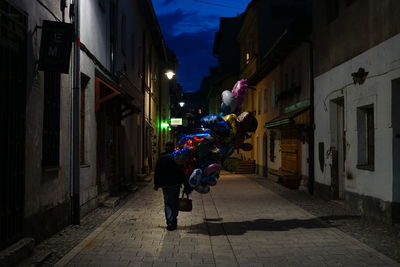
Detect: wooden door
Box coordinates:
(281, 130, 300, 174)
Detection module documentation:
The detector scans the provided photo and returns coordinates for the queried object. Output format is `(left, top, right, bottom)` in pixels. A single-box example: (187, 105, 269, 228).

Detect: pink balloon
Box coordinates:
(204, 163, 222, 177)
(231, 79, 248, 113)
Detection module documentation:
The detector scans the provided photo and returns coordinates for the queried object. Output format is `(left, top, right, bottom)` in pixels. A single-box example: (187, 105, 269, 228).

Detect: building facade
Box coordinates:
(0, 0, 173, 253)
(208, 17, 241, 114)
(1, 0, 73, 250)
(235, 0, 312, 180)
(313, 0, 400, 222)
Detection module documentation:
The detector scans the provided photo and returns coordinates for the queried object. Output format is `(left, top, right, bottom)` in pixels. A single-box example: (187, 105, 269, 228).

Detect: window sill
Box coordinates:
(356, 164, 374, 172)
(80, 164, 91, 168)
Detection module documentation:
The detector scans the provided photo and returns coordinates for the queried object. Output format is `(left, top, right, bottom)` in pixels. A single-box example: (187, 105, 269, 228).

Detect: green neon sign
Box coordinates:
(161, 122, 169, 128)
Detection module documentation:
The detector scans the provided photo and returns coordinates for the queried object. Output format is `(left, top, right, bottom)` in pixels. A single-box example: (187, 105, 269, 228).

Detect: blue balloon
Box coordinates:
(172, 147, 192, 164)
(189, 169, 202, 188)
(221, 102, 231, 114)
(200, 115, 230, 134)
(179, 132, 212, 145)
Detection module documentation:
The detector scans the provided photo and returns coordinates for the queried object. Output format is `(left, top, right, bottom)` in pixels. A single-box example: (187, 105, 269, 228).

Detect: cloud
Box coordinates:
(156, 9, 219, 92)
(164, 30, 217, 92)
(161, 0, 174, 6)
(157, 9, 218, 36)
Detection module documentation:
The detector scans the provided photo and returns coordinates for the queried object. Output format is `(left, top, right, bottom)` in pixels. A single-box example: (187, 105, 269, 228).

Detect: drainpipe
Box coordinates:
(72, 0, 80, 224)
(158, 67, 162, 155)
(306, 40, 315, 195)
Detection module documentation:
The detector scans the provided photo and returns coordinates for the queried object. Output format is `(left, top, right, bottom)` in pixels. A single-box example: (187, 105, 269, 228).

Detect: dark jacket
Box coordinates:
(154, 152, 185, 187)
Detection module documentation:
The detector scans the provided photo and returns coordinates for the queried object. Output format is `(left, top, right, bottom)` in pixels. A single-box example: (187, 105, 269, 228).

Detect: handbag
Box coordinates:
(178, 192, 192, 212)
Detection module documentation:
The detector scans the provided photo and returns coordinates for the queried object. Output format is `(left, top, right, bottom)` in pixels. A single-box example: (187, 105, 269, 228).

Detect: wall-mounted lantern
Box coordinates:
(351, 68, 368, 85)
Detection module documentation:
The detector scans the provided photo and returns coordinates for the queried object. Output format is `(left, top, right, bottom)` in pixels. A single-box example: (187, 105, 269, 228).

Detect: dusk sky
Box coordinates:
(152, 0, 251, 92)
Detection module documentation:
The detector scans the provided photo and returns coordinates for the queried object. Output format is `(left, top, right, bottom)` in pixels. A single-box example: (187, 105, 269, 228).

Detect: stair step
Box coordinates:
(102, 197, 120, 208)
(0, 238, 35, 267)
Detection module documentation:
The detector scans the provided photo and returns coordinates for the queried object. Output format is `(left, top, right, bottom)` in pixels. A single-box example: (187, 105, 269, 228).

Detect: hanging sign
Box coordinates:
(38, 20, 74, 73)
(171, 118, 183, 126)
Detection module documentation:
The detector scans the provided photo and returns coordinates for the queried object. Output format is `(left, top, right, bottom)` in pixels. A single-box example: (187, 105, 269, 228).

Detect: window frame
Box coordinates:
(356, 104, 375, 171)
(42, 72, 61, 170)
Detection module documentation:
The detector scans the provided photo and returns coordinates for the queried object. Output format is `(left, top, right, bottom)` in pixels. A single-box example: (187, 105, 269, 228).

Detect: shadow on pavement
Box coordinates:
(184, 217, 331, 236)
(319, 215, 361, 221)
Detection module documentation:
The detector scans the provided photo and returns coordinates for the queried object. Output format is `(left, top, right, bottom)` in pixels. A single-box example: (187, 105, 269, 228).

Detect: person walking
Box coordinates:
(154, 141, 186, 231)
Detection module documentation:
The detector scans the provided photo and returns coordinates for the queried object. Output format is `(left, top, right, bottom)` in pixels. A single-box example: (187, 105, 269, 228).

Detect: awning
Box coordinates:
(265, 107, 309, 129)
(95, 72, 142, 119)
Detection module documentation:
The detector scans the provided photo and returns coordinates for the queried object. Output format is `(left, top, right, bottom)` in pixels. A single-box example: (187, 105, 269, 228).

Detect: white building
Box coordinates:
(313, 0, 400, 223)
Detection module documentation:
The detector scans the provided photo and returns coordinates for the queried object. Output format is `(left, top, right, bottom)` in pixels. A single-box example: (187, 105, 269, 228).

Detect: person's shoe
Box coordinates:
(167, 224, 177, 231)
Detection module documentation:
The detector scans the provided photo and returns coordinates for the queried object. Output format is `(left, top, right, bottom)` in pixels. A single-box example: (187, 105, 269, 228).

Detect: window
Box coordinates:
(121, 14, 126, 55)
(357, 105, 374, 170)
(42, 72, 61, 169)
(269, 130, 276, 162)
(291, 68, 295, 88)
(327, 0, 339, 24)
(131, 33, 135, 68)
(263, 88, 268, 113)
(258, 91, 262, 115)
(110, 0, 118, 73)
(80, 73, 90, 165)
(271, 80, 276, 110)
(246, 52, 250, 64)
(298, 63, 302, 87)
(138, 46, 143, 77)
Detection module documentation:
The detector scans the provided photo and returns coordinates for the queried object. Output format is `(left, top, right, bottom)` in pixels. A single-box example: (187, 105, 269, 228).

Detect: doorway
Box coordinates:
(281, 130, 301, 175)
(263, 133, 268, 177)
(0, 2, 27, 249)
(330, 98, 345, 199)
(95, 78, 122, 195)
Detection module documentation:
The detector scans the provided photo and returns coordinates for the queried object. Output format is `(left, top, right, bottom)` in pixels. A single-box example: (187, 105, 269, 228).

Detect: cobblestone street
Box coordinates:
(48, 174, 398, 267)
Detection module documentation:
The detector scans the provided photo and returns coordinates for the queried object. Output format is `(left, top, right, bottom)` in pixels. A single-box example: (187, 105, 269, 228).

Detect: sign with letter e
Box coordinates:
(38, 20, 74, 73)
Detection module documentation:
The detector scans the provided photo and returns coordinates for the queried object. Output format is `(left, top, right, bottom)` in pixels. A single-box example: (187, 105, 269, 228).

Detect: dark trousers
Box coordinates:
(162, 185, 181, 227)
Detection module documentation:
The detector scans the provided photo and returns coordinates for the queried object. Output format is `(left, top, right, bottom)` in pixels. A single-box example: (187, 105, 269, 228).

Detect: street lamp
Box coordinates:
(179, 101, 185, 107)
(165, 70, 175, 80)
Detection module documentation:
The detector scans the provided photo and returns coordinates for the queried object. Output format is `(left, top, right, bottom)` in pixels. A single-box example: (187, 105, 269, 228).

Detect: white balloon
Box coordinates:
(221, 90, 232, 103)
(195, 184, 210, 194)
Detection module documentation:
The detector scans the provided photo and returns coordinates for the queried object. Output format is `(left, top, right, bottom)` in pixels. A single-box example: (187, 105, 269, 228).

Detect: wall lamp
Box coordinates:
(165, 70, 175, 80)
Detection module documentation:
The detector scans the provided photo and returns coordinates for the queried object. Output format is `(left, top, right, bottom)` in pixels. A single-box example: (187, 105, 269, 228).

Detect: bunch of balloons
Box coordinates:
(172, 79, 258, 194)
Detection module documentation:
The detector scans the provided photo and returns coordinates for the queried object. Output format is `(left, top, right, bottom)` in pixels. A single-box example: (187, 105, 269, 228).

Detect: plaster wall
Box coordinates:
(80, 0, 111, 69)
(314, 33, 400, 202)
(79, 53, 99, 215)
(115, 0, 146, 182)
(78, 0, 117, 213)
(254, 69, 281, 176)
(280, 43, 311, 107)
(8, 0, 72, 221)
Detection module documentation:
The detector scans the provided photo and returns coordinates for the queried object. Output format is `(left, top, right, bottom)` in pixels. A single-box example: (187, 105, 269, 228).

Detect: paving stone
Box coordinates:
(33, 174, 399, 267)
